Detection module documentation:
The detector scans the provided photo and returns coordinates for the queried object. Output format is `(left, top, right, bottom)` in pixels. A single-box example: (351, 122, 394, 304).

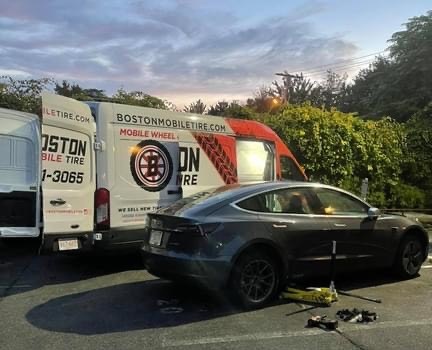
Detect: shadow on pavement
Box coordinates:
(26, 280, 241, 335)
(25, 267, 423, 336)
(1, 238, 144, 298)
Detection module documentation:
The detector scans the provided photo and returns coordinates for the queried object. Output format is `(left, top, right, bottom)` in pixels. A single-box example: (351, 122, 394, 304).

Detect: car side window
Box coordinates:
(237, 188, 315, 214)
(312, 188, 368, 215)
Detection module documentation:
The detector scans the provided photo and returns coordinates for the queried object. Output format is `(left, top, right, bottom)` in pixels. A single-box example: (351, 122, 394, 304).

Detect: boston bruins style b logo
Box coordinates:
(130, 140, 173, 192)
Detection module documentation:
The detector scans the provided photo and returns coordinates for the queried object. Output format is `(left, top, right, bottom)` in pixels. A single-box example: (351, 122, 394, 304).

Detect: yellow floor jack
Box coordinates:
(281, 241, 382, 305)
(281, 241, 339, 306)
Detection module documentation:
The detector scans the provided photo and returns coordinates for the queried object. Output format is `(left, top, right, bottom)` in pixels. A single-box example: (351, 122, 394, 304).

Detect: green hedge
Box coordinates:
(259, 104, 426, 208)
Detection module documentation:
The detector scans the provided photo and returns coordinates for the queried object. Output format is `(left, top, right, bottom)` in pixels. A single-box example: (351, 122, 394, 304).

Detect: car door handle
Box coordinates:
(334, 223, 347, 227)
(50, 198, 66, 206)
(273, 221, 295, 228)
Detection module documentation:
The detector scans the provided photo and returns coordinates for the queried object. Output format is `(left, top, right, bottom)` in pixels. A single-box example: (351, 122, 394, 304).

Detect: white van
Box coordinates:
(1, 93, 305, 251)
(0, 108, 41, 238)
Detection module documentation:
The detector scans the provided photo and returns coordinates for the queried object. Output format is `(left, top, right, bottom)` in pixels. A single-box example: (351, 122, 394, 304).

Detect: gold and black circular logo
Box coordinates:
(130, 140, 173, 192)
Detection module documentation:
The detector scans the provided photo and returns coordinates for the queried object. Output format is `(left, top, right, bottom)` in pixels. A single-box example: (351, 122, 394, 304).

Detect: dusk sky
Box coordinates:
(1, 0, 431, 107)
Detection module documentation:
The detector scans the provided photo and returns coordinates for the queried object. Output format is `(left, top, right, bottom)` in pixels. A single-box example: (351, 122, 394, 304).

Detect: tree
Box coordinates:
(402, 103, 432, 206)
(55, 80, 108, 100)
(271, 73, 317, 105)
(346, 11, 432, 121)
(0, 76, 53, 115)
(184, 99, 207, 114)
(270, 71, 349, 111)
(208, 101, 229, 116)
(319, 71, 349, 111)
(112, 88, 167, 109)
(163, 100, 179, 111)
(208, 100, 254, 119)
(246, 86, 277, 113)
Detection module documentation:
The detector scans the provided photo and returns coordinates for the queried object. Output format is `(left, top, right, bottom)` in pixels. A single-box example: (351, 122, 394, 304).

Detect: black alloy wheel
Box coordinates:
(231, 251, 279, 309)
(394, 235, 425, 279)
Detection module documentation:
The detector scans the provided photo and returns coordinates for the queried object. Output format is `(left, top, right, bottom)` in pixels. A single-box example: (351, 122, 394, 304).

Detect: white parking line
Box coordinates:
(162, 329, 333, 347)
(161, 318, 432, 347)
(0, 284, 32, 289)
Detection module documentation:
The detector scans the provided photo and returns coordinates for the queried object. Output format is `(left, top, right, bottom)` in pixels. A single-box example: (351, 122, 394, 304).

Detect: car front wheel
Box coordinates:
(393, 235, 425, 279)
(231, 250, 280, 309)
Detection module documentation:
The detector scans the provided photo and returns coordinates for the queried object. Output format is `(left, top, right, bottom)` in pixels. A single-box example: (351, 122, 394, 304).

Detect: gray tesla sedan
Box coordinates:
(141, 181, 429, 309)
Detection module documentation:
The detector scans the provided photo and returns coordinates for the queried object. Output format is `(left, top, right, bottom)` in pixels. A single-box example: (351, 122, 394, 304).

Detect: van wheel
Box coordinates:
(393, 235, 425, 279)
(230, 250, 279, 309)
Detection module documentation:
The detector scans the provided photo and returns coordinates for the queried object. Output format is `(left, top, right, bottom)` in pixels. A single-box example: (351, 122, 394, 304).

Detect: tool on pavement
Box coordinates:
(327, 240, 381, 304)
(337, 290, 382, 303)
(281, 287, 338, 306)
(336, 308, 377, 323)
(329, 240, 337, 297)
(307, 315, 339, 330)
(281, 241, 340, 305)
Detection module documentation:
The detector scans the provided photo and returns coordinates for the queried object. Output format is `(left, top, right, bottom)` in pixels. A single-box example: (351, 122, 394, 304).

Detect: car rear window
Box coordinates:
(157, 184, 241, 215)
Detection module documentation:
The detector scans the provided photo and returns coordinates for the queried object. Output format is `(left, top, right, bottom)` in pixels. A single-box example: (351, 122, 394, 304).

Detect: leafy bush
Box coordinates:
(388, 183, 426, 209)
(260, 104, 405, 200)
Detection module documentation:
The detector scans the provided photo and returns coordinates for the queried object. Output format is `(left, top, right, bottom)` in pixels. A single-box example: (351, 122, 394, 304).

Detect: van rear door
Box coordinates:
(0, 108, 41, 238)
(41, 93, 96, 251)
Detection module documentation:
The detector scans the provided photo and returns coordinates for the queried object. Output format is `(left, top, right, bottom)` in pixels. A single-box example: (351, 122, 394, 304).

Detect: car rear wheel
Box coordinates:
(393, 235, 425, 279)
(231, 250, 279, 309)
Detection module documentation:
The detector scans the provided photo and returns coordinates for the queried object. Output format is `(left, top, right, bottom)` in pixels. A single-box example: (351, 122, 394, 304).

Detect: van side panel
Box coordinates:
(92, 102, 232, 229)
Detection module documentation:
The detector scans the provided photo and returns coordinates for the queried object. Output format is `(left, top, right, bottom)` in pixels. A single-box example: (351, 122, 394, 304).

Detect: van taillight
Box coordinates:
(95, 188, 110, 230)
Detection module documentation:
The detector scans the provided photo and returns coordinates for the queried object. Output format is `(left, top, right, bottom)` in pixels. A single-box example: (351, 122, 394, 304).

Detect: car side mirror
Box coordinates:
(367, 207, 381, 220)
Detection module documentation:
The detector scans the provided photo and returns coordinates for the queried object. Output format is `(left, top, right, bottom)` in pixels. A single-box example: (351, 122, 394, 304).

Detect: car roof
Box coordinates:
(168, 181, 370, 218)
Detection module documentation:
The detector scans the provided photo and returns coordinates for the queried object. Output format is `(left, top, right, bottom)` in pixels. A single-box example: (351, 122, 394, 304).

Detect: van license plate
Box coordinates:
(149, 230, 163, 246)
(58, 238, 79, 251)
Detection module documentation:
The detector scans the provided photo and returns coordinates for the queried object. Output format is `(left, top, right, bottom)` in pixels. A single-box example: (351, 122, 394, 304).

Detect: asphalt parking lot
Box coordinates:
(1, 239, 431, 350)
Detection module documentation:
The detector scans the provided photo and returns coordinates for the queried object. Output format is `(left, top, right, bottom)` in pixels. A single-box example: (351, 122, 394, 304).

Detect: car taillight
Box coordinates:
(95, 188, 110, 230)
(176, 223, 222, 236)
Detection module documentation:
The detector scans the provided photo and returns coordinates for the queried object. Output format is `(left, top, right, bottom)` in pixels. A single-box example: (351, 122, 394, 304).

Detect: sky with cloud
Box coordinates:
(0, 0, 430, 107)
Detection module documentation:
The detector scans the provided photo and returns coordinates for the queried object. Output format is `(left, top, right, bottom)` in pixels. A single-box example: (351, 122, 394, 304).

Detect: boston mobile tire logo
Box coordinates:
(130, 140, 173, 192)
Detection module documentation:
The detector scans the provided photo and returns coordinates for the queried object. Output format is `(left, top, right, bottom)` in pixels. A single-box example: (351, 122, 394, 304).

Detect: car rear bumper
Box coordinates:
(141, 245, 232, 289)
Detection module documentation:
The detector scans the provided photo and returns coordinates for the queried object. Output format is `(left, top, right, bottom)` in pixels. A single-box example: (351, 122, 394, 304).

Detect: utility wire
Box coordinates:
(289, 51, 386, 75)
(297, 59, 376, 75)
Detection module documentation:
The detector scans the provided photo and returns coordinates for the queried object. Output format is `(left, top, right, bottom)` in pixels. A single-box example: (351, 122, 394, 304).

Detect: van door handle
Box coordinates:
(334, 223, 347, 227)
(50, 198, 66, 206)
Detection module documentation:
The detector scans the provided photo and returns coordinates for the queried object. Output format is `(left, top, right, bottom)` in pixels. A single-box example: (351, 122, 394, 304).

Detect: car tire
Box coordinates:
(393, 235, 425, 279)
(230, 250, 280, 310)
